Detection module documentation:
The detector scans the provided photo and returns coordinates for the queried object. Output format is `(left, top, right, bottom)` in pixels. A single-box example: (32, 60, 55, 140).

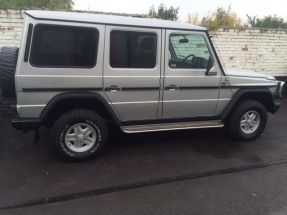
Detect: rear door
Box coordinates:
(103, 26, 161, 120)
(162, 30, 221, 118)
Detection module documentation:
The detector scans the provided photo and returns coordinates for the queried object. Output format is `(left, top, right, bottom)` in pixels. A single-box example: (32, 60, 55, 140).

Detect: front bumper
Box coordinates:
(274, 101, 281, 113)
(275, 81, 285, 98)
(12, 118, 42, 131)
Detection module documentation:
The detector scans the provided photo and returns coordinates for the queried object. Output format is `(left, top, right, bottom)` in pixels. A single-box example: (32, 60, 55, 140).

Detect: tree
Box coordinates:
(187, 12, 200, 25)
(247, 14, 287, 29)
(0, 0, 74, 10)
(148, 3, 179, 21)
(200, 5, 242, 30)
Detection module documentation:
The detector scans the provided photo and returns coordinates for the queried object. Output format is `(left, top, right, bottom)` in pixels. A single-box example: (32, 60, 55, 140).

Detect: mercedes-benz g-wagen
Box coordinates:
(0, 10, 284, 161)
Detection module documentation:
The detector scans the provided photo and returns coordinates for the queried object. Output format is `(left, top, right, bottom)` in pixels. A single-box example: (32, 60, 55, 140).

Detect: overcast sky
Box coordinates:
(74, 0, 287, 23)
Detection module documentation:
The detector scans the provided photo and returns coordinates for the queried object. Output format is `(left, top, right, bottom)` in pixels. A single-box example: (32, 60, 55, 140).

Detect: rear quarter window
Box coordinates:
(30, 25, 99, 68)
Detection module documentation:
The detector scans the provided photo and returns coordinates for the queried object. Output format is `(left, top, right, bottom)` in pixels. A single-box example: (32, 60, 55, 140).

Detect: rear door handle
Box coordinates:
(105, 85, 121, 92)
(165, 85, 178, 90)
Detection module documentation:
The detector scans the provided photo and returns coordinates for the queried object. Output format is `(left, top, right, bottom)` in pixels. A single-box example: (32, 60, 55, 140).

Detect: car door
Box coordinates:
(103, 26, 161, 120)
(162, 30, 222, 118)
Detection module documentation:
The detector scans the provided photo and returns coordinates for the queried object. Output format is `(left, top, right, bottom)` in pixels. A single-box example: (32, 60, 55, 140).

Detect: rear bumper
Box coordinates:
(12, 118, 42, 131)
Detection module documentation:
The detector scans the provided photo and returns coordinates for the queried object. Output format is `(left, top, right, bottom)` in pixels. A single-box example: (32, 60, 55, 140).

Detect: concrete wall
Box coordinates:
(0, 7, 287, 77)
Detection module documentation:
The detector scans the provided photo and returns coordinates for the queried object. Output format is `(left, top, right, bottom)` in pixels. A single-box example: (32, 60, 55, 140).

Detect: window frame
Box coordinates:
(109, 29, 158, 69)
(168, 33, 214, 70)
(29, 24, 99, 69)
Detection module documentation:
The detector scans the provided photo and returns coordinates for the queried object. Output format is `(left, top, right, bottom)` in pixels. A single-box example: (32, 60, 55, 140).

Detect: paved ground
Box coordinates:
(0, 100, 287, 215)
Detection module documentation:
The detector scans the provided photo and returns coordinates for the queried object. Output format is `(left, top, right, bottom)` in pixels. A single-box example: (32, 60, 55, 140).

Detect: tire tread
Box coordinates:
(228, 99, 267, 141)
(51, 109, 108, 161)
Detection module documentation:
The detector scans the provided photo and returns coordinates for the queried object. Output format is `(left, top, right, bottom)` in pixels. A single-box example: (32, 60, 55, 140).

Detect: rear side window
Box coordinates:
(30, 25, 99, 68)
(110, 30, 157, 68)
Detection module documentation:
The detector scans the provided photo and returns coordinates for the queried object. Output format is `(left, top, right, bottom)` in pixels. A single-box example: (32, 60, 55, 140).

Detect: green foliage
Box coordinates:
(149, 3, 179, 21)
(247, 14, 287, 29)
(200, 5, 243, 30)
(0, 0, 74, 10)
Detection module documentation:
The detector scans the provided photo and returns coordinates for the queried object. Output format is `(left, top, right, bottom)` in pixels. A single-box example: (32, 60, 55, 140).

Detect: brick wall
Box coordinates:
(0, 8, 24, 47)
(0, 8, 287, 77)
(211, 27, 287, 77)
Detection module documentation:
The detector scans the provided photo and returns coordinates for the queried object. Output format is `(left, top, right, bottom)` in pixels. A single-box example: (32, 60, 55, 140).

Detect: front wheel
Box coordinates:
(51, 109, 108, 161)
(227, 100, 267, 141)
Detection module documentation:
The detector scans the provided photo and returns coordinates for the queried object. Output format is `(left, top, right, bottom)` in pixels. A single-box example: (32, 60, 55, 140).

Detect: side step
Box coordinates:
(121, 120, 224, 134)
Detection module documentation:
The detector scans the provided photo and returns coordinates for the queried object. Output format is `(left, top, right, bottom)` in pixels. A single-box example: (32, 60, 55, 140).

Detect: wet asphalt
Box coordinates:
(0, 100, 287, 215)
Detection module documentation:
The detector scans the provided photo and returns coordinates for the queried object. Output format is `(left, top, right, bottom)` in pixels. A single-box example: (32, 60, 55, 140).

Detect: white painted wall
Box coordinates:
(0, 8, 24, 47)
(1, 8, 287, 76)
(211, 27, 287, 76)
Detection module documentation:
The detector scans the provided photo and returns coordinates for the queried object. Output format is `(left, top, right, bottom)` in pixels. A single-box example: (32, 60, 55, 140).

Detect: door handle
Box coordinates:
(165, 85, 178, 90)
(105, 85, 121, 92)
(206, 71, 217, 76)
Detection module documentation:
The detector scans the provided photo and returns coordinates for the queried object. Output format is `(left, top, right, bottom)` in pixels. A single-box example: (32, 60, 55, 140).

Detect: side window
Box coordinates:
(110, 30, 157, 68)
(169, 34, 211, 69)
(30, 25, 99, 68)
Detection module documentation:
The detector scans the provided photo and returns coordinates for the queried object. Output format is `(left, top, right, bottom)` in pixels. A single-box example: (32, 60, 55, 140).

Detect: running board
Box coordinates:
(121, 120, 224, 134)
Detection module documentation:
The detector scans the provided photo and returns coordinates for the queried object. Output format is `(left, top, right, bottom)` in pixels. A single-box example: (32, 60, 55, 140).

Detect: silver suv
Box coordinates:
(0, 10, 284, 161)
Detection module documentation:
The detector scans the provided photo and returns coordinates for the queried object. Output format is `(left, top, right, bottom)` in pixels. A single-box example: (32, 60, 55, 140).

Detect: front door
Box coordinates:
(162, 30, 222, 118)
(103, 26, 161, 120)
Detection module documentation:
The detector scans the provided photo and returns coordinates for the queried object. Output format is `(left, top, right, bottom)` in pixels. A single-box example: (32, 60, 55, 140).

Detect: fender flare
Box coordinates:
(39, 92, 121, 125)
(220, 88, 275, 119)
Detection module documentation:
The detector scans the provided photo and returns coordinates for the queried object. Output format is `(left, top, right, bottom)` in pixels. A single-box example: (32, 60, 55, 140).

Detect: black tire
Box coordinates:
(283, 80, 287, 98)
(227, 99, 267, 141)
(0, 47, 19, 99)
(51, 109, 108, 161)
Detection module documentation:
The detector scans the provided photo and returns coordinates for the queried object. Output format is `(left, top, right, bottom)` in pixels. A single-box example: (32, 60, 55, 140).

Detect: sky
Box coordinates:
(74, 0, 287, 23)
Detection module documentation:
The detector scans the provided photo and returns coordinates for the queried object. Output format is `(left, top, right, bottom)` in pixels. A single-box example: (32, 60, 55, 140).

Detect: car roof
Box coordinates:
(25, 10, 206, 31)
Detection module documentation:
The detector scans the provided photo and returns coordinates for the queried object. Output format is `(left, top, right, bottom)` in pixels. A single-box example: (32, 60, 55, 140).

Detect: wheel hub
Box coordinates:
(78, 134, 84, 141)
(65, 123, 97, 152)
(240, 110, 261, 134)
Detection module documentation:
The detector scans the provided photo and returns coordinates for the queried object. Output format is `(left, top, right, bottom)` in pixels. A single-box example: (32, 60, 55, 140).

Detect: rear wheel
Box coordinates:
(51, 109, 108, 161)
(227, 100, 267, 141)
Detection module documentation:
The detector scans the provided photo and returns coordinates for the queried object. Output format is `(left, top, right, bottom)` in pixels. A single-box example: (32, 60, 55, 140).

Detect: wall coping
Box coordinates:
(215, 26, 287, 33)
